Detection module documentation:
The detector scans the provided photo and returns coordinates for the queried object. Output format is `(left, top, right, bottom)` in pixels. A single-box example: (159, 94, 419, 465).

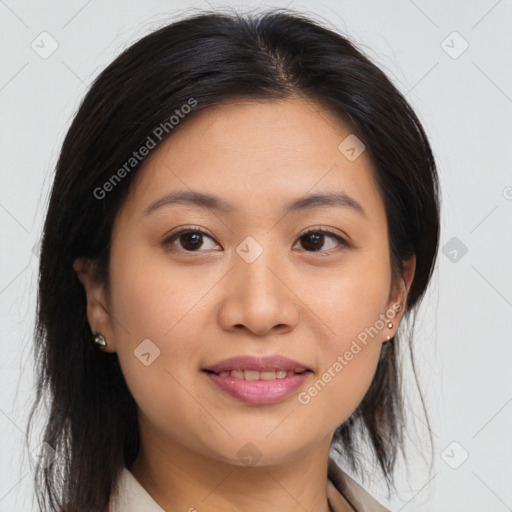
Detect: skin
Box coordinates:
(74, 95, 415, 512)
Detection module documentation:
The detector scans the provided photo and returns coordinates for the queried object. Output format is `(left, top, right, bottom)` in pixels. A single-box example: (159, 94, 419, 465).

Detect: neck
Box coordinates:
(129, 433, 347, 512)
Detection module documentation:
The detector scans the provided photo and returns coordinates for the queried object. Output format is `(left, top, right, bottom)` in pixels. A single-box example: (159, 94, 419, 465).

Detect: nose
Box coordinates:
(217, 247, 300, 337)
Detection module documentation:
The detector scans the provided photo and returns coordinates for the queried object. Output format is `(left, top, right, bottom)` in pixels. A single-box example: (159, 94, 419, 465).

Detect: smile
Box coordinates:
(203, 369, 312, 404)
(204, 369, 308, 380)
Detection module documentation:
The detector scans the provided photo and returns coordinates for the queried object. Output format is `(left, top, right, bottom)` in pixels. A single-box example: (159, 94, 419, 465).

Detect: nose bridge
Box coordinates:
(233, 236, 283, 302)
(218, 235, 299, 334)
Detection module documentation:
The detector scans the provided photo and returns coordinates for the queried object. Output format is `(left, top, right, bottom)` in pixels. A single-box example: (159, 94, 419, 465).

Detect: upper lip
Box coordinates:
(203, 355, 311, 373)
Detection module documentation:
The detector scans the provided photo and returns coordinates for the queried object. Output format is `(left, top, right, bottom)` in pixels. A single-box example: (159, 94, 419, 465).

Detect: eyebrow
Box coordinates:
(143, 190, 366, 218)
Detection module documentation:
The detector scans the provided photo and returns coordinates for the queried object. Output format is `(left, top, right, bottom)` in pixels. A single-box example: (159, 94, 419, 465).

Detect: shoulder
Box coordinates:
(327, 456, 391, 512)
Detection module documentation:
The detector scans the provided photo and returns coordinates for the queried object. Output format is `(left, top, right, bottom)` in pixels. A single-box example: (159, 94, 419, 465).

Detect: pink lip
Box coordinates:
(204, 355, 310, 373)
(204, 370, 311, 404)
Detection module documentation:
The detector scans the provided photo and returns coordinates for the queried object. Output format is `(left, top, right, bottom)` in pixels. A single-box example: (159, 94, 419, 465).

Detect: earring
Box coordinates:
(94, 333, 108, 350)
(386, 322, 393, 342)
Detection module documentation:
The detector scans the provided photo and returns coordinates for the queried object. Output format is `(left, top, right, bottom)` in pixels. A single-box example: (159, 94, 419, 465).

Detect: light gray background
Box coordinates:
(1, 1, 511, 511)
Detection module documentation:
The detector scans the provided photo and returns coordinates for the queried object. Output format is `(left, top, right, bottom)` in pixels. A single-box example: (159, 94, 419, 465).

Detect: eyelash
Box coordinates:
(162, 226, 349, 255)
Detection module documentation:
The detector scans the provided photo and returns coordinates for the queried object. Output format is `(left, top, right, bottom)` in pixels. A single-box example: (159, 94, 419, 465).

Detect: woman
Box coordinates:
(28, 8, 440, 511)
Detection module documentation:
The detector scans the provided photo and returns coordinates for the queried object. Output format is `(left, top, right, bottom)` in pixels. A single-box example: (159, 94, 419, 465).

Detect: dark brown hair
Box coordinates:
(27, 8, 440, 511)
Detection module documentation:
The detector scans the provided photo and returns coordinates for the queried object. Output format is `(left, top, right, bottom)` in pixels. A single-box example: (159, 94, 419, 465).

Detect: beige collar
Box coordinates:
(327, 457, 390, 512)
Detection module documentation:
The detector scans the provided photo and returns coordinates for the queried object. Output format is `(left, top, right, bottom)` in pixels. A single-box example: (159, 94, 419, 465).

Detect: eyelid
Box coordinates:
(299, 225, 347, 240)
(163, 225, 213, 240)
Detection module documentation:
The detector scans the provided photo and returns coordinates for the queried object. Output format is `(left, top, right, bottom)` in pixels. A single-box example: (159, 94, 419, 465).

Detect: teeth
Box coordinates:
(260, 371, 278, 380)
(214, 369, 305, 380)
(244, 370, 260, 381)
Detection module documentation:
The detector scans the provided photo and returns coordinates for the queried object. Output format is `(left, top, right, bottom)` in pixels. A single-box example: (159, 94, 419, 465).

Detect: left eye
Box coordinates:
(294, 229, 347, 253)
(163, 228, 347, 253)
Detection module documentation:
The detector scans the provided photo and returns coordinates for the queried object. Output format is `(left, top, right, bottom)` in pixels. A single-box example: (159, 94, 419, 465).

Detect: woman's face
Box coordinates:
(77, 96, 413, 466)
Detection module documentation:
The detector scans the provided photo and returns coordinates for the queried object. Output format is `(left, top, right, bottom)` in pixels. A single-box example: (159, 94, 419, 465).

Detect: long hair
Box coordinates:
(27, 8, 440, 511)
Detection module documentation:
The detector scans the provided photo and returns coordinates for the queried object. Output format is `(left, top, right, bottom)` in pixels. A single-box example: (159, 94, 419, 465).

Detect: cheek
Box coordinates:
(108, 249, 218, 451)
(300, 256, 391, 351)
(106, 245, 218, 401)
(315, 339, 382, 418)
(294, 259, 389, 421)
(297, 305, 384, 432)
(108, 244, 211, 339)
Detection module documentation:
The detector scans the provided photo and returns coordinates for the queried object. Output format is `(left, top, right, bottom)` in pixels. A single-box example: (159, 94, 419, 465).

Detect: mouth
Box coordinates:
(203, 369, 312, 380)
(202, 369, 312, 404)
(202, 355, 312, 403)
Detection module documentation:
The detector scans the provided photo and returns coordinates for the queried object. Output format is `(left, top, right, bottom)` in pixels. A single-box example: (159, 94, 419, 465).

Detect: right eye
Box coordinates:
(162, 227, 221, 253)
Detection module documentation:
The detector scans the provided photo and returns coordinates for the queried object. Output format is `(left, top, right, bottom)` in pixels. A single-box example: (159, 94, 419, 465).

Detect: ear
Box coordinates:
(73, 257, 117, 352)
(383, 253, 416, 341)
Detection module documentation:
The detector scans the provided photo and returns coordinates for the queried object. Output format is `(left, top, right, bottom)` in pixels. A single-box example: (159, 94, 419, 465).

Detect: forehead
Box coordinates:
(121, 96, 386, 223)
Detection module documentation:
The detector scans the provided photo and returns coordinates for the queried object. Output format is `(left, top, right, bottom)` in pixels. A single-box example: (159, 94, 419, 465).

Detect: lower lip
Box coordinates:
(203, 370, 311, 404)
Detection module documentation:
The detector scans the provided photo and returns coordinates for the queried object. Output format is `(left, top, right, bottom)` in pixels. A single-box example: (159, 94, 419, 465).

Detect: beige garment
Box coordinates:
(326, 457, 390, 512)
(109, 457, 390, 512)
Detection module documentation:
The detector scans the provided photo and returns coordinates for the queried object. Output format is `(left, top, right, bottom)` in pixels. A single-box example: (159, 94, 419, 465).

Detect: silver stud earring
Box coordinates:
(94, 333, 108, 350)
(386, 322, 393, 341)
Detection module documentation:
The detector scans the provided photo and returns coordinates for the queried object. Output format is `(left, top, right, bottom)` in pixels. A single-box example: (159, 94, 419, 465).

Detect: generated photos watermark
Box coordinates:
(297, 302, 402, 405)
(93, 97, 198, 200)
